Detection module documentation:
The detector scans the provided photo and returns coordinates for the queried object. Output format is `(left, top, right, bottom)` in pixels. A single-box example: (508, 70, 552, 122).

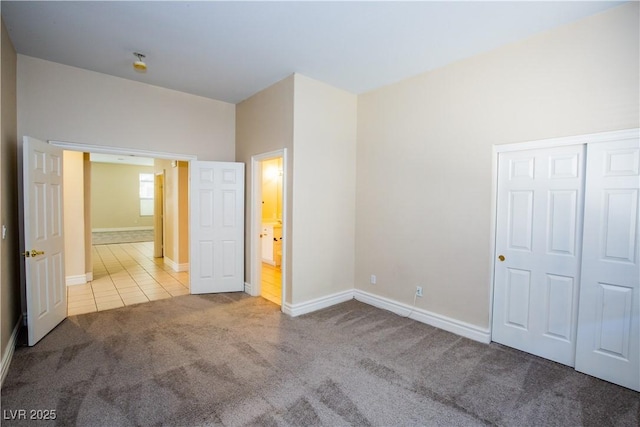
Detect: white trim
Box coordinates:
(280, 288, 491, 343)
(92, 226, 153, 232)
(250, 157, 262, 298)
(355, 290, 491, 344)
(488, 145, 500, 342)
(283, 290, 354, 317)
(49, 140, 197, 161)
(495, 128, 640, 153)
(244, 282, 252, 295)
(86, 272, 93, 282)
(1, 315, 22, 386)
(164, 257, 189, 272)
(66, 274, 88, 286)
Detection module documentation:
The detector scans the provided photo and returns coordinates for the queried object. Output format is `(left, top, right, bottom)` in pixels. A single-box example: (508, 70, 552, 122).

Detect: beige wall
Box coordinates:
(91, 163, 155, 230)
(1, 17, 19, 372)
(154, 159, 189, 268)
(236, 74, 357, 305)
(17, 56, 235, 161)
(63, 151, 86, 281)
(236, 75, 295, 303)
(355, 3, 640, 329)
(177, 161, 189, 265)
(155, 160, 174, 261)
(291, 75, 357, 303)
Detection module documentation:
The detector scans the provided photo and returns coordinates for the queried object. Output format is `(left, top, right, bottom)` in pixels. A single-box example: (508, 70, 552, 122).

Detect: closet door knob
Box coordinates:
(498, 255, 506, 262)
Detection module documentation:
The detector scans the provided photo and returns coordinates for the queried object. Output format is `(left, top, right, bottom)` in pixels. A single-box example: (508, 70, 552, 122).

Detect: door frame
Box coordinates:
(153, 171, 165, 259)
(49, 140, 197, 288)
(489, 128, 640, 341)
(250, 149, 288, 308)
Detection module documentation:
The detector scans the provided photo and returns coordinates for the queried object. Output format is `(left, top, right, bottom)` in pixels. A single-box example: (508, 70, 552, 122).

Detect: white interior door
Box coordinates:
(190, 161, 244, 294)
(492, 145, 585, 366)
(575, 138, 640, 391)
(21, 136, 66, 346)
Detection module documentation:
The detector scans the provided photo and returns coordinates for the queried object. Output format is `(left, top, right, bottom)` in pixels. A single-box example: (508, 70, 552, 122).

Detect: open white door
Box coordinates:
(575, 138, 640, 391)
(190, 161, 244, 294)
(20, 136, 66, 346)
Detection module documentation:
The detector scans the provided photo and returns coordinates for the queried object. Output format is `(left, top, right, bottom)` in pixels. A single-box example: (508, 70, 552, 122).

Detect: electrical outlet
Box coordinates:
(370, 274, 377, 285)
(416, 286, 423, 297)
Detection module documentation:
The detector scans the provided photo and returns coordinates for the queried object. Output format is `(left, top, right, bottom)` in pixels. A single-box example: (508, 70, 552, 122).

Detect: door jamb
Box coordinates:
(153, 171, 165, 258)
(250, 149, 288, 309)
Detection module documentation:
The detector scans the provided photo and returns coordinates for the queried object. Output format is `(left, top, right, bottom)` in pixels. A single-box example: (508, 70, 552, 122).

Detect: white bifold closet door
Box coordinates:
(574, 139, 639, 392)
(493, 134, 639, 392)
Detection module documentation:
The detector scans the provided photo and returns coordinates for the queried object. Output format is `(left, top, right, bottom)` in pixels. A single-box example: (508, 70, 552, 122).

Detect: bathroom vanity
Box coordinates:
(261, 223, 282, 266)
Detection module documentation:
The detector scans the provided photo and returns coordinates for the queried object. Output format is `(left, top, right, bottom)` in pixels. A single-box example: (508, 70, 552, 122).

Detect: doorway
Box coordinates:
(53, 143, 194, 315)
(24, 138, 246, 345)
(251, 149, 287, 307)
(82, 155, 189, 274)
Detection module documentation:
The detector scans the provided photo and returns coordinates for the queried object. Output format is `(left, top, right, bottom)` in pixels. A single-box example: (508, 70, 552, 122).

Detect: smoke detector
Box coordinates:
(133, 52, 147, 73)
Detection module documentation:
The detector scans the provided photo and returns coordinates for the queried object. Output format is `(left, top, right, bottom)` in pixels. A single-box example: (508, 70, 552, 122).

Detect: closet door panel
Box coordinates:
(575, 139, 640, 392)
(493, 145, 585, 366)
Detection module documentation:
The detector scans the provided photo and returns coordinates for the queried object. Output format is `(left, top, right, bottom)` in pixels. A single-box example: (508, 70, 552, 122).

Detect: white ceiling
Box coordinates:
(1, 1, 624, 104)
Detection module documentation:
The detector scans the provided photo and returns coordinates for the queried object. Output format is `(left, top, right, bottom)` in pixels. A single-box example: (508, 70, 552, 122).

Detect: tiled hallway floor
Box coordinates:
(261, 263, 282, 305)
(67, 242, 189, 316)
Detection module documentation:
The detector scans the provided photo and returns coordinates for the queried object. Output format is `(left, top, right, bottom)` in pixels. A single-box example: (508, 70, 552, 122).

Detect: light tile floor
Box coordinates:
(67, 242, 190, 316)
(261, 263, 282, 305)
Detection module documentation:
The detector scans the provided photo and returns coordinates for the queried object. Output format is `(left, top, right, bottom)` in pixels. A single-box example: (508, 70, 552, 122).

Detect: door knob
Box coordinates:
(498, 255, 505, 262)
(21, 249, 45, 258)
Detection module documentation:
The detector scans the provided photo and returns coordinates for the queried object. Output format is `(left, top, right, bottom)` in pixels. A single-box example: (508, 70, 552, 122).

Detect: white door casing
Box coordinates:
(492, 145, 585, 366)
(190, 161, 245, 294)
(575, 138, 640, 392)
(21, 137, 67, 346)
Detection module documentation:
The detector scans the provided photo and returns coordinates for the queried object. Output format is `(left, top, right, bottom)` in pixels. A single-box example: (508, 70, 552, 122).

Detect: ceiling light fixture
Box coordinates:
(133, 52, 147, 73)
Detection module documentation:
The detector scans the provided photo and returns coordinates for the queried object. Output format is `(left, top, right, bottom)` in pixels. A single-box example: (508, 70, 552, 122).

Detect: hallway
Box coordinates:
(67, 242, 189, 315)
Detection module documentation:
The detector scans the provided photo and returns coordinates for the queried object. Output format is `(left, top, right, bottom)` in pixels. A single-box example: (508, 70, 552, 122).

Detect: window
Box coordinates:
(139, 173, 154, 216)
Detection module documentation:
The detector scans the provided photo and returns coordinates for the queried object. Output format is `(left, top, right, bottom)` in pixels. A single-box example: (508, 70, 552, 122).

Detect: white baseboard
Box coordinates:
(278, 288, 490, 343)
(244, 282, 253, 295)
(354, 289, 491, 343)
(164, 257, 189, 272)
(66, 274, 89, 286)
(86, 272, 93, 282)
(92, 226, 153, 232)
(283, 289, 354, 317)
(1, 315, 22, 387)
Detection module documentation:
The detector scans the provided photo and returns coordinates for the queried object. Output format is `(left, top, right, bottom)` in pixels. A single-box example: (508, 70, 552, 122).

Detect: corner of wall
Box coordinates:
(0, 15, 20, 383)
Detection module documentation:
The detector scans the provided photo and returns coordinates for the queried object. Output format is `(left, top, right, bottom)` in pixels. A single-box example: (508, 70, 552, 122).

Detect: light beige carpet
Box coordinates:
(2, 294, 638, 426)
